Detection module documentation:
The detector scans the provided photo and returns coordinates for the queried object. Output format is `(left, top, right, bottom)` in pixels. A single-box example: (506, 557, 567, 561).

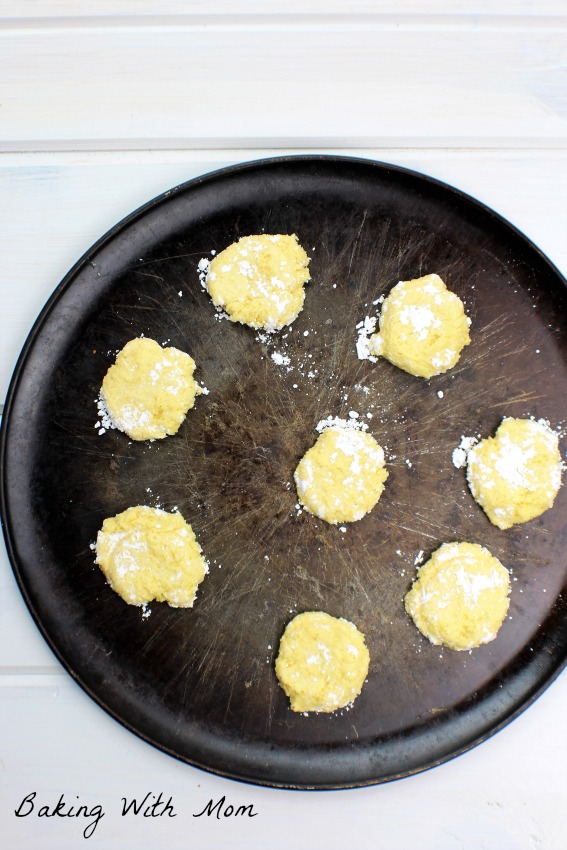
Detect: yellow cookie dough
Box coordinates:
(404, 542, 510, 651)
(205, 234, 310, 331)
(294, 426, 388, 524)
(466, 417, 563, 530)
(369, 273, 471, 378)
(101, 337, 202, 441)
(275, 611, 370, 713)
(95, 506, 208, 607)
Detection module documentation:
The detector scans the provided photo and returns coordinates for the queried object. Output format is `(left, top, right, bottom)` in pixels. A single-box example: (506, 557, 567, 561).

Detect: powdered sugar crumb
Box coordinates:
(95, 392, 116, 435)
(197, 257, 210, 289)
(316, 415, 369, 433)
(452, 435, 479, 469)
(271, 351, 291, 367)
(356, 315, 378, 361)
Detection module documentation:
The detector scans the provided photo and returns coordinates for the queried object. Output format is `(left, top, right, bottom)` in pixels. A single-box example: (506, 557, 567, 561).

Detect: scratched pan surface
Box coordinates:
(2, 156, 567, 788)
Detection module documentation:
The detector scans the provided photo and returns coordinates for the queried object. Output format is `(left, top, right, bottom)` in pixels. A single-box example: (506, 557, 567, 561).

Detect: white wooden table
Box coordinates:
(1, 4, 566, 848)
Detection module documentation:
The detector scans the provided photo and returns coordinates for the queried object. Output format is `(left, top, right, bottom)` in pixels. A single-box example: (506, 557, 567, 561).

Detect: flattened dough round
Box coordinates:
(275, 611, 370, 713)
(467, 417, 563, 530)
(294, 426, 388, 524)
(205, 234, 310, 331)
(404, 542, 510, 651)
(95, 506, 208, 607)
(101, 337, 201, 440)
(369, 273, 471, 378)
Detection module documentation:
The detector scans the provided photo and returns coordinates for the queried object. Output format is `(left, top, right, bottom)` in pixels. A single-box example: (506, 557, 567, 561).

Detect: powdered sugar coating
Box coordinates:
(466, 417, 564, 529)
(405, 542, 510, 651)
(275, 611, 369, 713)
(294, 425, 388, 524)
(202, 234, 310, 331)
(95, 506, 209, 607)
(100, 337, 203, 441)
(358, 273, 471, 378)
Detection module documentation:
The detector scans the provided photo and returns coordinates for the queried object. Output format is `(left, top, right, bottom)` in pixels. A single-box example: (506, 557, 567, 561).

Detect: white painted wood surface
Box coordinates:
(2, 1, 567, 18)
(1, 4, 566, 849)
(2, 19, 567, 150)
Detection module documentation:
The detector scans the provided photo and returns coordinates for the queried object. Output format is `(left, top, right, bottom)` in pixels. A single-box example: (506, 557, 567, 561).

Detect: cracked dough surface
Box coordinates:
(404, 542, 510, 651)
(101, 337, 201, 440)
(205, 233, 310, 331)
(369, 273, 471, 378)
(275, 611, 370, 713)
(466, 417, 563, 530)
(294, 426, 388, 524)
(95, 506, 208, 607)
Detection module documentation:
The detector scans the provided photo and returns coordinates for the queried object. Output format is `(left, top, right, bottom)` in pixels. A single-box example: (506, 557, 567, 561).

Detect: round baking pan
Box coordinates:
(1, 156, 566, 787)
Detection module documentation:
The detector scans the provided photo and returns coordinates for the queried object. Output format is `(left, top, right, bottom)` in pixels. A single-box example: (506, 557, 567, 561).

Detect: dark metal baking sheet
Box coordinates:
(1, 156, 567, 788)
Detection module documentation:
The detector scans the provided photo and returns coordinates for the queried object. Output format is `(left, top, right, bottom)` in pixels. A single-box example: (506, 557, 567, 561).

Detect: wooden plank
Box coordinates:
(2, 1, 567, 19)
(1, 25, 567, 150)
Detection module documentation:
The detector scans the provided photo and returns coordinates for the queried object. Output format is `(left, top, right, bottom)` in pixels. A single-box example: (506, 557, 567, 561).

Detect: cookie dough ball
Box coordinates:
(95, 506, 208, 607)
(467, 417, 563, 530)
(369, 273, 471, 378)
(405, 542, 510, 651)
(101, 337, 202, 440)
(275, 611, 370, 713)
(294, 426, 388, 524)
(205, 234, 310, 331)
